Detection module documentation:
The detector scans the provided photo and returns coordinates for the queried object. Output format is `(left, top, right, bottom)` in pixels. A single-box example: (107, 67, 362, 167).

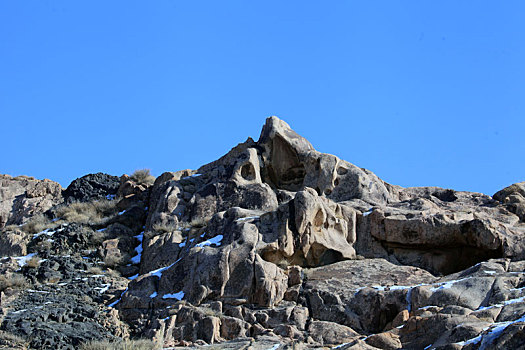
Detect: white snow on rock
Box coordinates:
(149, 291, 157, 298)
(182, 174, 202, 179)
(33, 228, 55, 239)
(430, 277, 471, 292)
(108, 288, 128, 308)
(196, 235, 223, 248)
(477, 295, 525, 311)
(362, 208, 374, 217)
(95, 283, 110, 294)
(162, 291, 185, 300)
(455, 314, 525, 349)
(148, 258, 182, 278)
(118, 210, 126, 215)
(266, 345, 280, 350)
(130, 232, 144, 264)
(235, 216, 260, 222)
(14, 253, 37, 267)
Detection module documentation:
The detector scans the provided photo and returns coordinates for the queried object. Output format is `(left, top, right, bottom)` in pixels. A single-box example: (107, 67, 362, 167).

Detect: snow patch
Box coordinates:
(196, 235, 223, 248)
(162, 291, 185, 300)
(118, 210, 126, 215)
(108, 288, 128, 308)
(95, 283, 110, 294)
(430, 277, 471, 292)
(14, 253, 37, 267)
(477, 295, 525, 311)
(33, 228, 55, 239)
(130, 232, 144, 264)
(148, 258, 182, 278)
(362, 208, 374, 216)
(235, 216, 260, 222)
(150, 292, 158, 298)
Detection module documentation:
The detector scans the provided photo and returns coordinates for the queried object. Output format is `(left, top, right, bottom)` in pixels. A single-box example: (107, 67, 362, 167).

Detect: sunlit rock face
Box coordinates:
(2, 116, 525, 349)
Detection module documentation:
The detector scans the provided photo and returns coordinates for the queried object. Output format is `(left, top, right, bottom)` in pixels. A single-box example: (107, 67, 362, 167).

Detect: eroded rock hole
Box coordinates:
(240, 163, 256, 181)
(337, 167, 348, 175)
(313, 209, 324, 227)
(433, 189, 458, 202)
(268, 135, 306, 191)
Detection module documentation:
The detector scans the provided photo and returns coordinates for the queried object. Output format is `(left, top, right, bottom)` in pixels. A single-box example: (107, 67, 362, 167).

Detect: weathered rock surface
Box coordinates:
(1, 117, 525, 349)
(0, 174, 62, 228)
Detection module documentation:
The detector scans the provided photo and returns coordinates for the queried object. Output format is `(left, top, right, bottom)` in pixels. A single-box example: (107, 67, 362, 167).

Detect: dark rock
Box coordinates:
(63, 173, 120, 203)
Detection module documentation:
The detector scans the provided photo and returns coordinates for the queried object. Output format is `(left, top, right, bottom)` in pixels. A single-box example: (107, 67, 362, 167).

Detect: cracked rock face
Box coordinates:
(0, 175, 63, 229)
(2, 116, 525, 349)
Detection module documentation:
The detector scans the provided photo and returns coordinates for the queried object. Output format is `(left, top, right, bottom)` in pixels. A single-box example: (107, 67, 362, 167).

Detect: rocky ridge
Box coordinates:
(0, 116, 524, 349)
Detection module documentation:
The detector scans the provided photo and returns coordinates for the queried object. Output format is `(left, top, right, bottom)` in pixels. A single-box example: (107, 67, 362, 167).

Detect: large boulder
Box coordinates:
(63, 173, 120, 203)
(355, 187, 525, 275)
(494, 181, 525, 222)
(0, 174, 63, 228)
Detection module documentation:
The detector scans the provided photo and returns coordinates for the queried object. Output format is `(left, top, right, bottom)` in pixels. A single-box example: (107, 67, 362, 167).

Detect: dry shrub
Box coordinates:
(21, 214, 51, 234)
(105, 268, 122, 279)
(0, 330, 27, 347)
(151, 223, 179, 234)
(55, 200, 117, 225)
(200, 306, 222, 317)
(189, 217, 207, 228)
(130, 169, 155, 186)
(91, 229, 110, 245)
(0, 274, 27, 292)
(104, 253, 130, 268)
(1, 225, 21, 233)
(25, 256, 41, 268)
(13, 175, 35, 181)
(87, 266, 103, 275)
(80, 339, 158, 350)
(35, 239, 53, 252)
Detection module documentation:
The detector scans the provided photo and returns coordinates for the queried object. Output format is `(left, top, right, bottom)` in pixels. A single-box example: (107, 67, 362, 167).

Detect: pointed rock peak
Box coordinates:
(258, 116, 314, 155)
(257, 116, 315, 191)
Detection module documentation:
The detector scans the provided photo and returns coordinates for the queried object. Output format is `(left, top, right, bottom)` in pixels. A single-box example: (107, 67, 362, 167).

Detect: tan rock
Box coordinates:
(0, 174, 62, 228)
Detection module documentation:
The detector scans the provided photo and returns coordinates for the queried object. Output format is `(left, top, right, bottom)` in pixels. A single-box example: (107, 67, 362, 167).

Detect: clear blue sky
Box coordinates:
(1, 1, 524, 195)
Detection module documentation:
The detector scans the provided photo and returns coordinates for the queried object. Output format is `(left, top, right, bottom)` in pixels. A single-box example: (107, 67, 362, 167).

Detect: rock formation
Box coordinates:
(0, 117, 524, 349)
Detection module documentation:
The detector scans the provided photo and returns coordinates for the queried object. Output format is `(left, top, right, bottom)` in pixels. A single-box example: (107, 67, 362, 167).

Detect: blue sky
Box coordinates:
(1, 1, 524, 195)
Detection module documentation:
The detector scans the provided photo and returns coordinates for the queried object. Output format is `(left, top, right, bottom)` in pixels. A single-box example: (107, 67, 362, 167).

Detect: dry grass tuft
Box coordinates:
(151, 223, 179, 234)
(21, 214, 51, 234)
(25, 256, 41, 268)
(0, 330, 27, 347)
(80, 339, 158, 350)
(55, 200, 118, 225)
(104, 253, 130, 268)
(130, 169, 155, 186)
(87, 266, 103, 275)
(0, 274, 28, 292)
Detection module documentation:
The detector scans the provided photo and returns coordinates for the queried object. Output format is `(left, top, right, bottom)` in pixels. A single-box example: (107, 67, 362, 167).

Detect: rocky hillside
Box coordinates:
(1, 117, 524, 349)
